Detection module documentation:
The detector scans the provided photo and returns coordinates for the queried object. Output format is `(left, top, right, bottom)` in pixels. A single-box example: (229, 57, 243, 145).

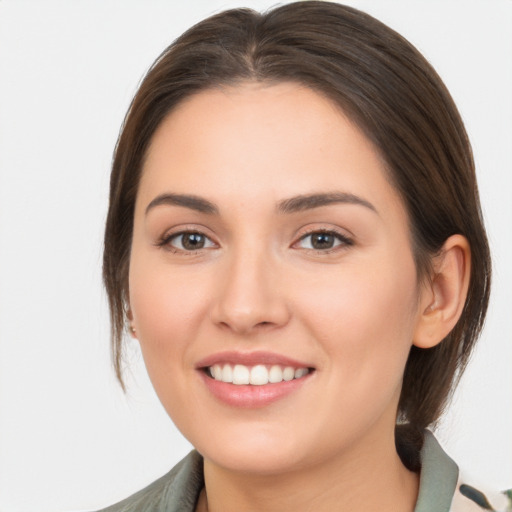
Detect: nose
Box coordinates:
(210, 246, 291, 335)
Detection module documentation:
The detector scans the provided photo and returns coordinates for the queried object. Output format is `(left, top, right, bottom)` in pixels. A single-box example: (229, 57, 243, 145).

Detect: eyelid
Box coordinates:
(292, 227, 354, 252)
(154, 224, 353, 254)
(156, 226, 218, 253)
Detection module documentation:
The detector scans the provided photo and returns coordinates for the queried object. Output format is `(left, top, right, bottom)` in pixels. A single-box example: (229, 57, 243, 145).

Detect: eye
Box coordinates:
(296, 230, 353, 251)
(162, 231, 216, 252)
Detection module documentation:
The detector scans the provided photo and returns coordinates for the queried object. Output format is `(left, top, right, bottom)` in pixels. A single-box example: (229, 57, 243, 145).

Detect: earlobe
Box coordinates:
(126, 307, 138, 339)
(413, 235, 471, 349)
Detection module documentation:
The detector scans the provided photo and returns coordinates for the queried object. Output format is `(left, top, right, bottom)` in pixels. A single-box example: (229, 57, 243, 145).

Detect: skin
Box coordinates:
(128, 82, 469, 512)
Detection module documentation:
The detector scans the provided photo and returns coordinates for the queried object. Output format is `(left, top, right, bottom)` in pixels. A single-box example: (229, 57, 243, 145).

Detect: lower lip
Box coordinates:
(199, 371, 313, 408)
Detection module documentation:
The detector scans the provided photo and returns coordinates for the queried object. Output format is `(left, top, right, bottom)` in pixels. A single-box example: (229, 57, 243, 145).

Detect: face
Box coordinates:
(129, 83, 425, 475)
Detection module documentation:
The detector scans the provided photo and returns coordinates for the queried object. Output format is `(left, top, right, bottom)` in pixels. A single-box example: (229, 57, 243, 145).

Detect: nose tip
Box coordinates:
(210, 255, 290, 335)
(215, 309, 281, 335)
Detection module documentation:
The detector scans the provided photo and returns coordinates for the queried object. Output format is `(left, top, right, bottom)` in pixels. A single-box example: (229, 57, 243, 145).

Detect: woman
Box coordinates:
(99, 2, 493, 510)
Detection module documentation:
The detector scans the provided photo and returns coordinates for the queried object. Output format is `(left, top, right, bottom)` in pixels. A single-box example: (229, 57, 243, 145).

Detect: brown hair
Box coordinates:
(103, 1, 491, 469)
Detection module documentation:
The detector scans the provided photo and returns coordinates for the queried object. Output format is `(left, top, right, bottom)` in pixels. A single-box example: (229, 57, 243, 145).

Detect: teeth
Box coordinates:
(250, 365, 268, 385)
(208, 363, 310, 385)
(295, 368, 307, 379)
(221, 364, 233, 383)
(283, 367, 295, 381)
(232, 364, 250, 385)
(212, 364, 222, 380)
(269, 365, 283, 383)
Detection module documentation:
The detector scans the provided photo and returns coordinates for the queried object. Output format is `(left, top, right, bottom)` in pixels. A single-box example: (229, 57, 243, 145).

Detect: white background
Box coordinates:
(0, 1, 511, 511)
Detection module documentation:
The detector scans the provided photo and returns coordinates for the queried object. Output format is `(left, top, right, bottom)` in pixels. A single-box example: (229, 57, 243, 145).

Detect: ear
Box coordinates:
(126, 307, 138, 339)
(413, 234, 471, 349)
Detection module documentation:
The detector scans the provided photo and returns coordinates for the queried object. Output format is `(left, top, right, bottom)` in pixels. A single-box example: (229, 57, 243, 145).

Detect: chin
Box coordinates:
(203, 446, 307, 476)
(191, 424, 312, 475)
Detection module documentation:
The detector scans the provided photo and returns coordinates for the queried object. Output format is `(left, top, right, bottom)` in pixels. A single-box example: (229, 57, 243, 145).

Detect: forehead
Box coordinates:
(138, 82, 404, 220)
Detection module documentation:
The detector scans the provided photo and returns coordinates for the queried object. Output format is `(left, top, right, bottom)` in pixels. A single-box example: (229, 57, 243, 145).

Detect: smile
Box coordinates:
(208, 363, 310, 385)
(197, 351, 315, 407)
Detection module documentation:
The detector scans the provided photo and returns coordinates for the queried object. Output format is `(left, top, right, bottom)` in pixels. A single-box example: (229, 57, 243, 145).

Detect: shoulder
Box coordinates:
(416, 431, 510, 512)
(94, 450, 204, 512)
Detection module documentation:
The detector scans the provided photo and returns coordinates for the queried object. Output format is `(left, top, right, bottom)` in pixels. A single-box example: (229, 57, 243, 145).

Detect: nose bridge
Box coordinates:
(212, 238, 288, 334)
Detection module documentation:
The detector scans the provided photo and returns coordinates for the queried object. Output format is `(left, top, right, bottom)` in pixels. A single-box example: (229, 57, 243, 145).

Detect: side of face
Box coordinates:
(127, 82, 432, 474)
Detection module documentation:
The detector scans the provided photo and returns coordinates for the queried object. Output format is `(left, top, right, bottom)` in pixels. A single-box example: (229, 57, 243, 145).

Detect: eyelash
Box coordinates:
(294, 228, 354, 254)
(156, 228, 353, 255)
(156, 230, 216, 254)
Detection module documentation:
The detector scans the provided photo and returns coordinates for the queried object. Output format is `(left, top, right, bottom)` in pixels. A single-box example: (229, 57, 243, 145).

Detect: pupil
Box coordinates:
(312, 233, 334, 249)
(183, 233, 204, 250)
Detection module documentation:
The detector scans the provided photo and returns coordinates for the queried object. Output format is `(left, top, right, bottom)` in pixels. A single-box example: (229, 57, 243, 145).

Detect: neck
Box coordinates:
(197, 426, 419, 512)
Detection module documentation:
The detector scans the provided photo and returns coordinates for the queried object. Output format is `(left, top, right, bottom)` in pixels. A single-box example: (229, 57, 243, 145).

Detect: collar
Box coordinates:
(414, 430, 459, 512)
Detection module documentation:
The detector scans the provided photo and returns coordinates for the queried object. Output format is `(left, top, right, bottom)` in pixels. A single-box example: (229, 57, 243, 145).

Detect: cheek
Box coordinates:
(128, 255, 212, 367)
(128, 260, 216, 423)
(301, 266, 418, 445)
(295, 255, 419, 383)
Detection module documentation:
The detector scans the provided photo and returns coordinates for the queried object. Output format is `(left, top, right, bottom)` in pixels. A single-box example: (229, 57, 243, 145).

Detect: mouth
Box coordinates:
(205, 363, 312, 385)
(196, 351, 315, 408)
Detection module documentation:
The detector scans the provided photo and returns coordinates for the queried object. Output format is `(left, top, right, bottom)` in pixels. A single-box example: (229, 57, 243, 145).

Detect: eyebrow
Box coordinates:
(277, 192, 378, 215)
(145, 191, 377, 216)
(145, 193, 219, 215)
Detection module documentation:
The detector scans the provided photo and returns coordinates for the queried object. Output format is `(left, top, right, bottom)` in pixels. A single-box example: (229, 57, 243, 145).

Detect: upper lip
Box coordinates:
(195, 351, 314, 369)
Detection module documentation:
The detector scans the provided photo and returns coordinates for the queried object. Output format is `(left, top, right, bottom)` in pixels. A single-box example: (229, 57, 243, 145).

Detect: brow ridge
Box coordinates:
(145, 193, 219, 215)
(145, 191, 377, 216)
(277, 192, 377, 214)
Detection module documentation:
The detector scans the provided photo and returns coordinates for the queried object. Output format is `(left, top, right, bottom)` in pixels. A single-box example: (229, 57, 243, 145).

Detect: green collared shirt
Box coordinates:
(97, 431, 461, 512)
